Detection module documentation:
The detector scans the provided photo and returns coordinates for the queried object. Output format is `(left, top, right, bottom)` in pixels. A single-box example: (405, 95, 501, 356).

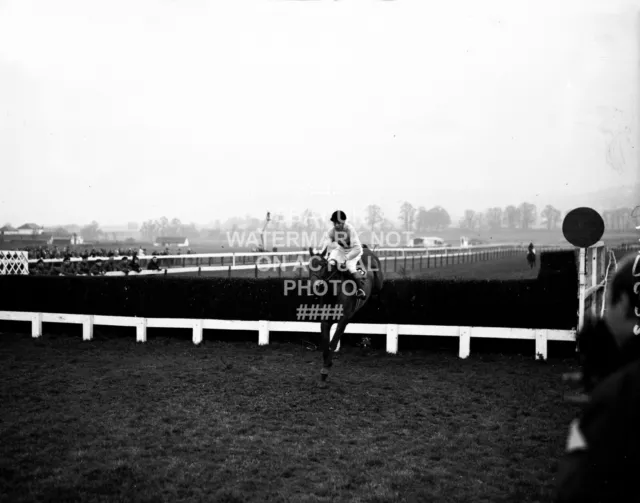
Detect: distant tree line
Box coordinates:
(12, 204, 639, 245)
(361, 202, 639, 233)
(363, 202, 562, 233)
(139, 217, 200, 241)
(601, 208, 639, 231)
(363, 203, 453, 233)
(458, 203, 561, 231)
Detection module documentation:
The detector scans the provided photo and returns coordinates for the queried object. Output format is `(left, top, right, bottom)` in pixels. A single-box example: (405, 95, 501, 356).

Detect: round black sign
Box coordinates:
(562, 207, 605, 248)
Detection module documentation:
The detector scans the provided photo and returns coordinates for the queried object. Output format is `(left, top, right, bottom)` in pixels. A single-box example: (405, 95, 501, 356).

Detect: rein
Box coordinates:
(310, 258, 347, 287)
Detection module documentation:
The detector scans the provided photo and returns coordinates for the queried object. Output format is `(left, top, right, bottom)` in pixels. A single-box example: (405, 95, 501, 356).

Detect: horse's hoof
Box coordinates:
(318, 381, 328, 389)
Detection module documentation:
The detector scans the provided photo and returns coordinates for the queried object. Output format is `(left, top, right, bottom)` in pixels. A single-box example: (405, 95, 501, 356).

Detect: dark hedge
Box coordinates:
(0, 273, 577, 330)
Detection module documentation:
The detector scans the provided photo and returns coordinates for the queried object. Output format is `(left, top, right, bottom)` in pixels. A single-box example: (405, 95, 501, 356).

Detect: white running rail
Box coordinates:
(0, 310, 575, 360)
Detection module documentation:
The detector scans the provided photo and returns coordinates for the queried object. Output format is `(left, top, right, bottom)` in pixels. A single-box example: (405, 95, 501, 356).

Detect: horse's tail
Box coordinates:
(372, 254, 384, 291)
(375, 268, 384, 291)
(362, 245, 383, 292)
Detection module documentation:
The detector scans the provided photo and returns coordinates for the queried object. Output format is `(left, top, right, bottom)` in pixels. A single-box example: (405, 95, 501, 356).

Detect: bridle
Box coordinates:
(309, 255, 342, 289)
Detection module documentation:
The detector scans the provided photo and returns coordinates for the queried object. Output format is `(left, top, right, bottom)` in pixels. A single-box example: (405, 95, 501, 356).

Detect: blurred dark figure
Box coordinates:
(104, 255, 116, 273)
(147, 255, 161, 271)
(129, 255, 141, 273)
(58, 255, 75, 276)
(77, 256, 90, 275)
(526, 242, 536, 268)
(32, 258, 48, 276)
(118, 256, 130, 274)
(90, 258, 104, 276)
(555, 252, 640, 502)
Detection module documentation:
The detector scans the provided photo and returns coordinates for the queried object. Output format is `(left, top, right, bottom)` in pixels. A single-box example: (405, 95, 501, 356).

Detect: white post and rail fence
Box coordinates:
(0, 241, 629, 360)
(0, 310, 572, 361)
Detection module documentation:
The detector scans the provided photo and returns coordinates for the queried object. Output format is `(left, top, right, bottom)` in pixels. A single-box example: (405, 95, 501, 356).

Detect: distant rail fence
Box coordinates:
(25, 243, 571, 277)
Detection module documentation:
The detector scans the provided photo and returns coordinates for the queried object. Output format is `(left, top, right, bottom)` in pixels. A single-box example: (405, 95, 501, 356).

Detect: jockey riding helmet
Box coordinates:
(330, 210, 347, 223)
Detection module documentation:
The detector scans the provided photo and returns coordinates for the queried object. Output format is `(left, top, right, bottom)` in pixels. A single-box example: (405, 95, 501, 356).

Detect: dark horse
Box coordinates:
(307, 245, 384, 386)
(526, 249, 536, 269)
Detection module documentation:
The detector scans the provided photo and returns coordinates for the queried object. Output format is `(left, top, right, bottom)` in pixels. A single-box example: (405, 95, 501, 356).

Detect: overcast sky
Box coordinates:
(0, 0, 638, 227)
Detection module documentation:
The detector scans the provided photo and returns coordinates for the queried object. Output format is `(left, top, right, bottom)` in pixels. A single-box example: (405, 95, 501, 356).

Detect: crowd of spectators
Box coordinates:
(22, 245, 193, 260)
(0, 243, 199, 276)
(29, 253, 165, 276)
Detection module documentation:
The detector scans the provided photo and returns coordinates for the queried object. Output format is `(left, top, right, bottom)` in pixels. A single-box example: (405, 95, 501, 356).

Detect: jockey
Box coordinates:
(318, 210, 366, 298)
(528, 242, 536, 254)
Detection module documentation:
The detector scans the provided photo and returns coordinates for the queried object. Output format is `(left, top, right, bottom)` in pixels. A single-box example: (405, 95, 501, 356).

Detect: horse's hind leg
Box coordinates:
(321, 322, 345, 383)
(329, 316, 350, 353)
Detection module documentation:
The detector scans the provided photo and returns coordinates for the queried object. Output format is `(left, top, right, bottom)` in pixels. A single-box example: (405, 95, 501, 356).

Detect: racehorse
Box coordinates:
(307, 245, 384, 387)
(526, 249, 536, 269)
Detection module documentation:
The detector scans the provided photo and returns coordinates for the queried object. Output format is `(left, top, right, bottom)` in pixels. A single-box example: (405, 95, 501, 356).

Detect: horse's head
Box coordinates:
(308, 247, 328, 291)
(307, 247, 340, 295)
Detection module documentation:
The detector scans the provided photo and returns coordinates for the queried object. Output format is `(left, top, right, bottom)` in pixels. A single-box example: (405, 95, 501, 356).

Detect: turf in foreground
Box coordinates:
(0, 331, 578, 502)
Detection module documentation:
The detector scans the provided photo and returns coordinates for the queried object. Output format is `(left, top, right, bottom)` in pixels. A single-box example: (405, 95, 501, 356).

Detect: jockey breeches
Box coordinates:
(328, 247, 362, 274)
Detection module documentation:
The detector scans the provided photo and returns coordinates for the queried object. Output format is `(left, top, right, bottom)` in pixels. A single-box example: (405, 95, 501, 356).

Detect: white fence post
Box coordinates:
(258, 320, 269, 346)
(591, 247, 598, 318)
(386, 324, 399, 354)
(193, 319, 203, 345)
(535, 329, 547, 360)
(599, 246, 607, 316)
(459, 327, 471, 359)
(83, 315, 94, 341)
(577, 242, 607, 334)
(136, 318, 147, 343)
(577, 248, 587, 333)
(31, 312, 42, 338)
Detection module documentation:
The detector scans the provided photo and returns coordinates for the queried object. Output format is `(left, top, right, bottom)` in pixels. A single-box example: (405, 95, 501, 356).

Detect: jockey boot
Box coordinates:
(350, 271, 366, 298)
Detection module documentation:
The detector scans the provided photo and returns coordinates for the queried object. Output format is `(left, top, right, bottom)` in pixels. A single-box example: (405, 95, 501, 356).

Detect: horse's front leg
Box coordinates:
(320, 320, 333, 382)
